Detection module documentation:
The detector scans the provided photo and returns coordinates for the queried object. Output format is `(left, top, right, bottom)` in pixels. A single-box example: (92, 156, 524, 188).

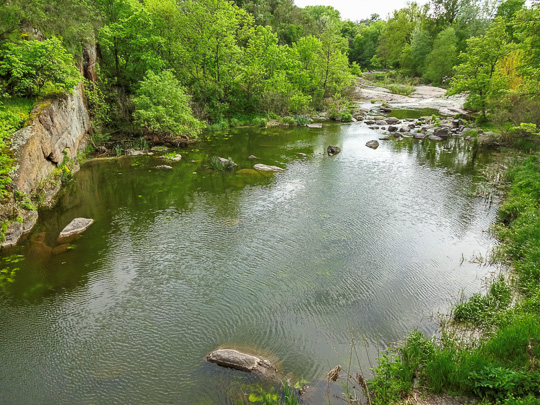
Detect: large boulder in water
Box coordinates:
(207, 349, 277, 378)
(57, 218, 94, 243)
(327, 145, 341, 156)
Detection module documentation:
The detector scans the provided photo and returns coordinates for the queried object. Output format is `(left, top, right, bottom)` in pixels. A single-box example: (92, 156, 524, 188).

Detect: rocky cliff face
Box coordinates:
(2, 85, 91, 248)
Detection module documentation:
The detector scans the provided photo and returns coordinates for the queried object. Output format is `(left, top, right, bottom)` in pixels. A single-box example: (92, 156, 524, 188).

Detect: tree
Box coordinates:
(0, 37, 81, 97)
(423, 26, 457, 83)
(402, 26, 432, 75)
(376, 3, 428, 68)
(448, 17, 510, 118)
(132, 70, 203, 139)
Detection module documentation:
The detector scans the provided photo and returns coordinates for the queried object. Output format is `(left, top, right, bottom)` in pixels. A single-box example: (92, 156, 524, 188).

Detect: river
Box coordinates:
(0, 119, 498, 404)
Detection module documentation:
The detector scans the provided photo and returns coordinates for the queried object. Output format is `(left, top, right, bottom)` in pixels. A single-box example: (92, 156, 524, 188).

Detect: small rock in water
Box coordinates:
(248, 155, 258, 160)
(388, 126, 398, 132)
(298, 153, 308, 157)
(253, 163, 284, 172)
(366, 140, 379, 149)
(307, 123, 322, 129)
(428, 135, 443, 141)
(155, 165, 173, 170)
(327, 145, 341, 156)
(207, 349, 277, 378)
(57, 218, 94, 243)
(218, 157, 237, 167)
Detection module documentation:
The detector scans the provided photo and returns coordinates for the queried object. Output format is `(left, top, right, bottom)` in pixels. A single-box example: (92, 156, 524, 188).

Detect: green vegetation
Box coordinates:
(133, 70, 203, 140)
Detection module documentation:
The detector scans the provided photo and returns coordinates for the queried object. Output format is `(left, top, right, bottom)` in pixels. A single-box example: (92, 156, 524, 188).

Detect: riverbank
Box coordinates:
(362, 144, 540, 404)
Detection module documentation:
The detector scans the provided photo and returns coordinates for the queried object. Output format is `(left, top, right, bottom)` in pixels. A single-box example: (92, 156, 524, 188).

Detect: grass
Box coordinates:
(365, 151, 540, 404)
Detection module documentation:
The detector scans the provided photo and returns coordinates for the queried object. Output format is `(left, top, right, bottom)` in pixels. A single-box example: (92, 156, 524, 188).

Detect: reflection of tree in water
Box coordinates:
(390, 137, 490, 174)
(390, 137, 496, 241)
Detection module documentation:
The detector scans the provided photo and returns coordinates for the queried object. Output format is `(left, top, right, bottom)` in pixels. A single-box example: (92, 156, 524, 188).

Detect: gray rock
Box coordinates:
(364, 120, 375, 125)
(298, 153, 308, 157)
(366, 140, 379, 149)
(399, 127, 407, 133)
(428, 135, 444, 141)
(434, 128, 451, 138)
(207, 349, 277, 378)
(155, 165, 173, 170)
(379, 136, 391, 141)
(253, 164, 284, 172)
(327, 145, 341, 156)
(57, 218, 94, 243)
(385, 117, 400, 125)
(128, 150, 145, 156)
(248, 155, 258, 160)
(375, 120, 387, 126)
(307, 123, 322, 129)
(379, 107, 392, 113)
(388, 126, 398, 132)
(414, 133, 427, 140)
(218, 157, 237, 167)
(1, 222, 23, 249)
(369, 126, 379, 130)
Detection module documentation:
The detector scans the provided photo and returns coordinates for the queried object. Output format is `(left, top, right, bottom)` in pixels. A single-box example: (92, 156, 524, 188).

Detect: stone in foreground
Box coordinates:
(366, 140, 379, 149)
(207, 349, 277, 378)
(57, 218, 94, 243)
(253, 163, 284, 172)
(327, 145, 341, 156)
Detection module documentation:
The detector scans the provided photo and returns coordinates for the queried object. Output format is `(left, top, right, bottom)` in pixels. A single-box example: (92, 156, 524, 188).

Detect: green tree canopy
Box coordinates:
(132, 70, 203, 139)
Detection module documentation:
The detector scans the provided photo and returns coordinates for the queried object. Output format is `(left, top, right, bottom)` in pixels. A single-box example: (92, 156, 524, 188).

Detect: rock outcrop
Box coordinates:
(1, 86, 92, 249)
(10, 87, 91, 196)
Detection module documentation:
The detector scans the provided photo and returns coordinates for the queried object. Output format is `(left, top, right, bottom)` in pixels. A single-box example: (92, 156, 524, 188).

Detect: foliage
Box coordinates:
(0, 38, 81, 97)
(423, 26, 458, 84)
(448, 18, 510, 117)
(133, 70, 203, 139)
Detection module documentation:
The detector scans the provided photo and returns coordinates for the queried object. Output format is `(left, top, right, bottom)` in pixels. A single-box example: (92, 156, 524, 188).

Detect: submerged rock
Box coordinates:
(388, 126, 398, 132)
(327, 145, 341, 156)
(207, 349, 277, 378)
(253, 164, 284, 172)
(307, 123, 322, 128)
(155, 165, 173, 170)
(366, 140, 380, 149)
(236, 169, 264, 177)
(248, 155, 258, 160)
(428, 135, 443, 141)
(298, 153, 308, 157)
(57, 218, 94, 243)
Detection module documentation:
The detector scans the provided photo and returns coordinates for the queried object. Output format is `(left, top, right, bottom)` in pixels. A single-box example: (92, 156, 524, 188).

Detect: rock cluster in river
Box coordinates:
(57, 218, 94, 243)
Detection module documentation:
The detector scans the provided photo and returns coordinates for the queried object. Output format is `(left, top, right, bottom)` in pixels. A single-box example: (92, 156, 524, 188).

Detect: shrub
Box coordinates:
(0, 38, 81, 97)
(133, 70, 203, 139)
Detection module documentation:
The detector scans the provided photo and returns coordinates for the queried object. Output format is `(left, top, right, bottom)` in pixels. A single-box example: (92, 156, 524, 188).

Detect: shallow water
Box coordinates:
(0, 122, 498, 404)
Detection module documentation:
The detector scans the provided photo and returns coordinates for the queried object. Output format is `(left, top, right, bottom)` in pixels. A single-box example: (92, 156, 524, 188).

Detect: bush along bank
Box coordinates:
(361, 152, 540, 405)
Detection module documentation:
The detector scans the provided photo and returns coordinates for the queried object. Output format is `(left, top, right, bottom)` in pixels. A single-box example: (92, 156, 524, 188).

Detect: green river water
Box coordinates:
(0, 120, 498, 404)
